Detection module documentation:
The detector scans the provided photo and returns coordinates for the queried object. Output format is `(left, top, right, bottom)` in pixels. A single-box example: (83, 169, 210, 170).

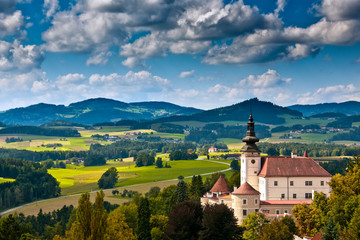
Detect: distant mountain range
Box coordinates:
(1, 98, 360, 126)
(153, 98, 302, 125)
(0, 98, 202, 126)
(288, 101, 360, 116)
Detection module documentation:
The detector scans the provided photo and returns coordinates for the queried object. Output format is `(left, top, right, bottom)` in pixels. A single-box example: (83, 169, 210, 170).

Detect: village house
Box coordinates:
(201, 114, 332, 224)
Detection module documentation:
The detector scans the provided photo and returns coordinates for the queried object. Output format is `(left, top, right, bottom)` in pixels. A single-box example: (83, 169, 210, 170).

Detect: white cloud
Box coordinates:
(179, 70, 195, 78)
(43, 0, 59, 19)
(318, 0, 360, 21)
(239, 69, 291, 88)
(0, 11, 24, 38)
(297, 84, 360, 104)
(0, 40, 44, 72)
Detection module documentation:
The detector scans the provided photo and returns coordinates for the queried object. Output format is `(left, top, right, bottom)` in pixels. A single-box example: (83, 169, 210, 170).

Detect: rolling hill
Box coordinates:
(0, 98, 203, 126)
(288, 101, 360, 116)
(153, 98, 303, 125)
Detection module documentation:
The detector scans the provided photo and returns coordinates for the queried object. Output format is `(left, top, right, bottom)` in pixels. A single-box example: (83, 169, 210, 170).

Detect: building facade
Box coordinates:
(201, 114, 332, 224)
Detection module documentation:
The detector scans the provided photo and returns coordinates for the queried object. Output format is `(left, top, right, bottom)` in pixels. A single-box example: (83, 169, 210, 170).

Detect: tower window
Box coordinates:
(274, 181, 278, 186)
(243, 210, 247, 216)
(243, 199, 247, 205)
(255, 199, 258, 204)
(251, 159, 255, 164)
(321, 181, 324, 186)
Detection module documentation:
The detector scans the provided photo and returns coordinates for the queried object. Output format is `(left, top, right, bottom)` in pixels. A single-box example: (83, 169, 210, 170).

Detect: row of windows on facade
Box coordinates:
(242, 209, 288, 216)
(273, 180, 324, 186)
(261, 192, 313, 199)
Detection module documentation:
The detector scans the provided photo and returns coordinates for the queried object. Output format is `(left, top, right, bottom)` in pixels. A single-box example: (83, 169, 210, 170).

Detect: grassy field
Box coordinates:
(48, 159, 230, 196)
(0, 178, 15, 184)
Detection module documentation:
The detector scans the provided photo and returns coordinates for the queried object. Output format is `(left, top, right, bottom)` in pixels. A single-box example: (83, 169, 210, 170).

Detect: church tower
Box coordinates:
(240, 114, 261, 191)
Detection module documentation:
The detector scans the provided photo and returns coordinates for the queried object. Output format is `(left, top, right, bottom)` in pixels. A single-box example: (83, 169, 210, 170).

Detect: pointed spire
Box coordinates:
(303, 150, 308, 157)
(241, 113, 260, 152)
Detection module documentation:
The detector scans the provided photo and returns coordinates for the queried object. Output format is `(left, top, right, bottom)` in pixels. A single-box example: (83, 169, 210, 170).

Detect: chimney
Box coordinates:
(234, 186, 238, 191)
(291, 152, 297, 158)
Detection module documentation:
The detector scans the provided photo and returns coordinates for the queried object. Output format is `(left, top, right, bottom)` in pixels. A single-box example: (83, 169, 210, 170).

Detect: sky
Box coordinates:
(0, 0, 360, 111)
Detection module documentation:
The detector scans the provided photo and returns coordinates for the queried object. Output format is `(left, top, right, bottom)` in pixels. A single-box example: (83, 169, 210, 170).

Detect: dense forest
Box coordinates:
(331, 127, 360, 141)
(0, 158, 60, 211)
(0, 126, 80, 137)
(258, 142, 360, 157)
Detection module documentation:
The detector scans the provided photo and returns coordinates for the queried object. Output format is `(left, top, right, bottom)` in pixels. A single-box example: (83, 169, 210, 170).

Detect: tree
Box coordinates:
(165, 200, 202, 240)
(322, 217, 340, 240)
(74, 192, 92, 240)
(43, 159, 55, 169)
(98, 167, 118, 189)
(230, 160, 240, 171)
(228, 171, 240, 189)
(280, 215, 297, 235)
(242, 212, 269, 240)
(292, 203, 322, 237)
(199, 204, 237, 240)
(146, 186, 161, 198)
(85, 154, 106, 166)
(105, 208, 135, 240)
(189, 175, 206, 200)
(155, 157, 163, 168)
(175, 180, 189, 203)
(90, 190, 107, 240)
(136, 154, 155, 167)
(116, 203, 138, 231)
(0, 214, 23, 240)
(259, 219, 293, 240)
(137, 197, 151, 240)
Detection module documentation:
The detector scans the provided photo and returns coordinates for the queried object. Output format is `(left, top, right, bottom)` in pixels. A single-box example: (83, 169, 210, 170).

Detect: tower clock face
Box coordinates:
(251, 159, 256, 164)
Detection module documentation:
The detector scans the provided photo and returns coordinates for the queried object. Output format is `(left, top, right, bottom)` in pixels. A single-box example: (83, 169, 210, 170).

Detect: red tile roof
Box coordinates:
(220, 194, 232, 199)
(210, 175, 231, 193)
(258, 156, 332, 177)
(232, 182, 260, 195)
(260, 200, 312, 205)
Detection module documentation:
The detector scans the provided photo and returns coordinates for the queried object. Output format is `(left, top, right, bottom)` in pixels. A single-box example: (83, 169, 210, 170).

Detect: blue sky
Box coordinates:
(0, 0, 359, 110)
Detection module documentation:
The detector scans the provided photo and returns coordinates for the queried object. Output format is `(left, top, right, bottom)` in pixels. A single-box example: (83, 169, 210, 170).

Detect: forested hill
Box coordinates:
(154, 98, 303, 125)
(288, 101, 360, 116)
(0, 98, 203, 126)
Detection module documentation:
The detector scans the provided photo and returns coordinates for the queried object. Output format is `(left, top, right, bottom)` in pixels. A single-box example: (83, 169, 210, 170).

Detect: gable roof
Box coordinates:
(232, 182, 260, 195)
(210, 175, 231, 193)
(258, 156, 332, 177)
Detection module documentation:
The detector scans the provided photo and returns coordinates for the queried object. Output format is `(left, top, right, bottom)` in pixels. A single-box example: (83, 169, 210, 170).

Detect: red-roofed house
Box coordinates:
(201, 114, 332, 224)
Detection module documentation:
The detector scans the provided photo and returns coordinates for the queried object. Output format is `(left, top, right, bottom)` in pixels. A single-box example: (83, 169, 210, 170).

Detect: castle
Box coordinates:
(201, 114, 332, 224)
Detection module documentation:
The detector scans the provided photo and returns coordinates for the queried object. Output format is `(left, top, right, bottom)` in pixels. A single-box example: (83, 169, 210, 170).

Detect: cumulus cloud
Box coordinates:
(297, 84, 360, 104)
(179, 70, 195, 78)
(0, 11, 24, 38)
(239, 69, 291, 88)
(0, 40, 44, 72)
(317, 0, 360, 21)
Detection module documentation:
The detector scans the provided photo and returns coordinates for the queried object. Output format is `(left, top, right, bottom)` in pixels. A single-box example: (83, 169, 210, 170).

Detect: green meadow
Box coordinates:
(48, 159, 231, 196)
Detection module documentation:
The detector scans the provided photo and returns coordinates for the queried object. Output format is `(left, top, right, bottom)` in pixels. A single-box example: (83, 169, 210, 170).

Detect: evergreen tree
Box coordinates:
(90, 190, 108, 240)
(230, 160, 240, 171)
(322, 217, 340, 240)
(137, 197, 151, 240)
(189, 175, 206, 200)
(75, 192, 92, 240)
(0, 214, 22, 240)
(175, 180, 189, 203)
(155, 157, 163, 168)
